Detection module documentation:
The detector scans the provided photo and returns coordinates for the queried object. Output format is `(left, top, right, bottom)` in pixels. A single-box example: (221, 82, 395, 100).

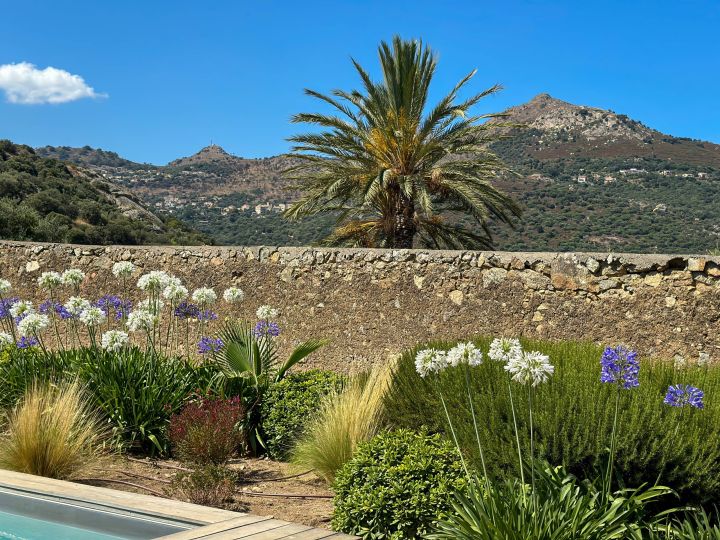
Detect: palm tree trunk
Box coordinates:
(393, 193, 415, 249)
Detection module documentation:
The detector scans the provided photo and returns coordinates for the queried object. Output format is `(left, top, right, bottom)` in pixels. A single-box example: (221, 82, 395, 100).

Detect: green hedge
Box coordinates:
(260, 370, 344, 459)
(332, 429, 467, 539)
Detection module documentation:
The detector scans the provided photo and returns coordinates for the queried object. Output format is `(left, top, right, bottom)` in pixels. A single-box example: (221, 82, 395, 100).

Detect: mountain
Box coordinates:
(31, 94, 720, 253)
(0, 140, 209, 246)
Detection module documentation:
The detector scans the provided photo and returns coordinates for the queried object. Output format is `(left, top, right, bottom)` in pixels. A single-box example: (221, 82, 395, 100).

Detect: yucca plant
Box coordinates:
(284, 35, 521, 249)
(0, 381, 109, 479)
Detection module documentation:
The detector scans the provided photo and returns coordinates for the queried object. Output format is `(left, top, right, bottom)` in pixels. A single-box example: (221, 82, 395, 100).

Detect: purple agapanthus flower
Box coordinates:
(39, 300, 73, 320)
(253, 320, 280, 338)
(0, 297, 18, 319)
(16, 336, 39, 349)
(601, 345, 640, 389)
(664, 384, 704, 409)
(174, 301, 200, 320)
(197, 310, 218, 322)
(96, 295, 132, 320)
(197, 336, 224, 355)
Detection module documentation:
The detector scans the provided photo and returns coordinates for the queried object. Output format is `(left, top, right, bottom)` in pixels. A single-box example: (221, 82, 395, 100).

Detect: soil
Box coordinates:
(80, 456, 334, 529)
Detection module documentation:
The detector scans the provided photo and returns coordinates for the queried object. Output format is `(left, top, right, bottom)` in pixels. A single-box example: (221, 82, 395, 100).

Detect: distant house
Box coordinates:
(576, 175, 588, 183)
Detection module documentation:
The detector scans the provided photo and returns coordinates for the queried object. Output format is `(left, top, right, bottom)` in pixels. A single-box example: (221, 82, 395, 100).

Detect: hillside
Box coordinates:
(33, 94, 720, 253)
(0, 140, 209, 246)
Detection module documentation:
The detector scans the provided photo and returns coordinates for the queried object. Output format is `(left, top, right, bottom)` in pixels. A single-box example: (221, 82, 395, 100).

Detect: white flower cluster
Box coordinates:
(192, 287, 217, 306)
(488, 337, 522, 363)
(0, 279, 11, 293)
(223, 287, 245, 303)
(64, 296, 91, 317)
(137, 299, 165, 315)
(17, 313, 49, 337)
(256, 305, 278, 320)
(61, 269, 85, 287)
(10, 300, 34, 320)
(0, 332, 13, 349)
(112, 261, 135, 278)
(127, 310, 156, 332)
(488, 337, 554, 387)
(101, 330, 129, 352)
(415, 341, 484, 377)
(137, 271, 171, 293)
(79, 306, 107, 327)
(415, 348, 446, 378)
(447, 342, 484, 367)
(37, 271, 63, 290)
(163, 278, 188, 303)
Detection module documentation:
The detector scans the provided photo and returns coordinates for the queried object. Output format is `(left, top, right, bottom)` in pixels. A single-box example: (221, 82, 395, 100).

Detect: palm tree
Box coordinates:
(283, 36, 521, 250)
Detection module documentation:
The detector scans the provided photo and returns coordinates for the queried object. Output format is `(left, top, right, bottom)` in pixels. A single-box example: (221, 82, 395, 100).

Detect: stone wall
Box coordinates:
(1, 241, 719, 370)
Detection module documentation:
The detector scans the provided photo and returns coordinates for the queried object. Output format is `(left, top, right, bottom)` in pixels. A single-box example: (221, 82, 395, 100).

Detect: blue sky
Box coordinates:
(1, 1, 718, 164)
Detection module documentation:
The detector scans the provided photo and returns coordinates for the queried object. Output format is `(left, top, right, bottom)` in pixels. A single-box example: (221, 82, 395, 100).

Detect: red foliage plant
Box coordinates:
(169, 397, 244, 465)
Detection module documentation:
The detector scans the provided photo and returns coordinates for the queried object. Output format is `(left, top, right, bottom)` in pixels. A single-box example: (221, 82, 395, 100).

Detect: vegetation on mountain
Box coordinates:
(0, 140, 208, 245)
(283, 36, 521, 249)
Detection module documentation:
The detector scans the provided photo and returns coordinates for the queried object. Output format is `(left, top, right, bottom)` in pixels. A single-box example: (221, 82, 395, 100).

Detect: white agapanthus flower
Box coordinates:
(163, 280, 188, 303)
(505, 350, 554, 387)
(0, 279, 11, 293)
(192, 287, 217, 306)
(223, 287, 245, 303)
(137, 298, 165, 315)
(64, 296, 92, 317)
(9, 300, 34, 320)
(127, 309, 157, 332)
(0, 332, 13, 349)
(79, 306, 107, 327)
(447, 342, 484, 367)
(17, 313, 49, 337)
(61, 268, 85, 287)
(112, 261, 135, 278)
(101, 330, 129, 352)
(256, 305, 278, 320)
(415, 348, 448, 378)
(137, 271, 171, 293)
(488, 337, 523, 363)
(37, 271, 63, 290)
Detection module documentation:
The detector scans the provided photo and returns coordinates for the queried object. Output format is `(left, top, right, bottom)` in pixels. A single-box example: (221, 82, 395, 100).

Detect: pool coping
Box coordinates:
(0, 469, 355, 539)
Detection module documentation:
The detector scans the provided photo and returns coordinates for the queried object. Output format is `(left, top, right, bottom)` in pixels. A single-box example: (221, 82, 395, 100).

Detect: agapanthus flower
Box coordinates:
(39, 300, 72, 320)
(95, 295, 132, 320)
(127, 309, 157, 332)
(0, 332, 13, 350)
(9, 300, 34, 322)
(137, 298, 165, 316)
(79, 306, 107, 327)
(101, 330, 130, 352)
(0, 279, 11, 293)
(192, 287, 217, 306)
(174, 301, 201, 320)
(64, 296, 92, 318)
(223, 287, 245, 303)
(198, 336, 224, 355)
(0, 297, 17, 319)
(415, 348, 448, 378)
(163, 280, 188, 303)
(664, 384, 705, 409)
(61, 268, 85, 288)
(505, 350, 554, 386)
(447, 342, 484, 367)
(489, 337, 523, 363)
(37, 271, 63, 290)
(197, 309, 218, 322)
(112, 261, 135, 278)
(253, 320, 280, 338)
(17, 313, 49, 337)
(16, 336, 39, 349)
(600, 345, 640, 389)
(137, 271, 171, 293)
(256, 305, 278, 320)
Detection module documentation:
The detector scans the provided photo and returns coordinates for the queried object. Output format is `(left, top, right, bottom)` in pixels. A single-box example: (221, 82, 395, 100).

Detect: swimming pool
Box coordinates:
(0, 486, 195, 539)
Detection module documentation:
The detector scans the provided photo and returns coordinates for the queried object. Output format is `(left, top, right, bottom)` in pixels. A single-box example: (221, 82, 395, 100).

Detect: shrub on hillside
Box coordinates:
(261, 370, 343, 459)
(385, 337, 720, 506)
(332, 429, 467, 539)
(169, 397, 245, 464)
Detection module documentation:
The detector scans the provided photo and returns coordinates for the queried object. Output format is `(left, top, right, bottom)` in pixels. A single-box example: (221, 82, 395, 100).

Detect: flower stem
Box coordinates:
(507, 378, 526, 493)
(607, 386, 621, 499)
(437, 383, 469, 478)
(464, 364, 490, 493)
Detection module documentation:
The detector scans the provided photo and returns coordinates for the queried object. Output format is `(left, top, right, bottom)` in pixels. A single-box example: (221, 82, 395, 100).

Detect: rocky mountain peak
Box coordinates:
(168, 144, 235, 167)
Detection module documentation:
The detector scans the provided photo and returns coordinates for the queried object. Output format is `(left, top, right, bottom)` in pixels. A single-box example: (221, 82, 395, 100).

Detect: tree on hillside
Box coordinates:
(283, 36, 521, 249)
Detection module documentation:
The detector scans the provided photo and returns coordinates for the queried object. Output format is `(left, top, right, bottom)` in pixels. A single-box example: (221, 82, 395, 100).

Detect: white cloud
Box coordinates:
(0, 62, 106, 105)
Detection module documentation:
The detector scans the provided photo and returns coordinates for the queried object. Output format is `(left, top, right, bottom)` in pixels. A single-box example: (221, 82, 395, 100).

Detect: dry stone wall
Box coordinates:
(1, 241, 719, 370)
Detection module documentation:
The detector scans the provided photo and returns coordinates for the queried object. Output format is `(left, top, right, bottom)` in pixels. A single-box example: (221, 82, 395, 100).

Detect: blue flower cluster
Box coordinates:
(197, 336, 224, 355)
(96, 295, 132, 320)
(16, 336, 39, 349)
(253, 320, 280, 338)
(174, 301, 200, 320)
(0, 297, 18, 319)
(600, 345, 640, 389)
(39, 300, 73, 320)
(664, 384, 705, 409)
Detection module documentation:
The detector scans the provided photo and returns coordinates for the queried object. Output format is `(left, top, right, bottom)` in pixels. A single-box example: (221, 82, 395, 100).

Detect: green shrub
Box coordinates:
(385, 338, 720, 506)
(332, 429, 467, 539)
(0, 347, 71, 409)
(261, 370, 343, 459)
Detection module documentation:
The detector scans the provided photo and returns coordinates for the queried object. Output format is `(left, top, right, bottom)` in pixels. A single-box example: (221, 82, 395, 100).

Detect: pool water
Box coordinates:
(0, 509, 124, 540)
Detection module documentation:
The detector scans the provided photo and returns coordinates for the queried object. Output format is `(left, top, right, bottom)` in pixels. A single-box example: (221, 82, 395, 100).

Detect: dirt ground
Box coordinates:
(81, 456, 334, 529)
